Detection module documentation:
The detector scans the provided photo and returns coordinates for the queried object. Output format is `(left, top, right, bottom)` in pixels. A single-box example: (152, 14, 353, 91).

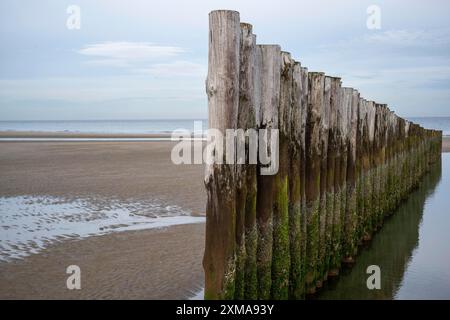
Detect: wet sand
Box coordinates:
(0, 140, 205, 299)
(0, 224, 205, 300)
(0, 141, 205, 214)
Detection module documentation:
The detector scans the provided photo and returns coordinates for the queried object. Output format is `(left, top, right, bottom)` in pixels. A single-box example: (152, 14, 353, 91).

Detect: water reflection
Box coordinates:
(319, 155, 446, 299)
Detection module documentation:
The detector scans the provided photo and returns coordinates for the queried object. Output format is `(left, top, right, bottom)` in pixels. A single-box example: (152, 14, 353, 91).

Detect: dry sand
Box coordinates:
(0, 140, 205, 299)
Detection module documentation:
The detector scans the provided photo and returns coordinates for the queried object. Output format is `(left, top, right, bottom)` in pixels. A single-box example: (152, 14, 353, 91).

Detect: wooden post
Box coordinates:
(328, 77, 343, 277)
(380, 105, 389, 218)
(300, 66, 309, 294)
(243, 32, 260, 300)
(270, 51, 292, 299)
(386, 111, 397, 214)
(204, 10, 240, 300)
(317, 75, 331, 287)
(235, 22, 258, 300)
(373, 104, 383, 230)
(364, 101, 376, 239)
(397, 117, 406, 202)
(356, 98, 367, 244)
(305, 72, 325, 294)
(342, 88, 359, 264)
(256, 44, 281, 300)
(289, 61, 305, 298)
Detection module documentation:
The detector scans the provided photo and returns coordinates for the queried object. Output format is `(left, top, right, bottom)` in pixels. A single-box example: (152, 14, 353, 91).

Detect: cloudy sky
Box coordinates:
(1, 0, 450, 120)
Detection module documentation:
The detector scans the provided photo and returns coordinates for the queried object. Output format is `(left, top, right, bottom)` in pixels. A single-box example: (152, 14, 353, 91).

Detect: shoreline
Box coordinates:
(0, 131, 175, 139)
(1, 131, 449, 153)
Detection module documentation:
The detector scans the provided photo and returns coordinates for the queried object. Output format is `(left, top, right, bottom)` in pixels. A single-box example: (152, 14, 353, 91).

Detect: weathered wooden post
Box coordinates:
(324, 77, 341, 280)
(235, 22, 258, 300)
(393, 115, 402, 208)
(242, 31, 260, 300)
(364, 101, 376, 240)
(270, 51, 292, 299)
(386, 111, 397, 214)
(343, 88, 359, 264)
(405, 120, 413, 195)
(289, 62, 305, 298)
(356, 98, 367, 243)
(397, 117, 406, 201)
(204, 10, 240, 299)
(317, 75, 331, 287)
(380, 105, 389, 218)
(384, 109, 392, 216)
(329, 77, 344, 277)
(300, 66, 309, 294)
(373, 104, 383, 229)
(305, 72, 325, 294)
(256, 44, 281, 300)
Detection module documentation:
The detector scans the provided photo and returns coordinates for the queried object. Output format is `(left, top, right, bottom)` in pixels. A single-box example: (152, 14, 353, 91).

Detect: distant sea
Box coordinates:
(0, 119, 208, 135)
(0, 117, 449, 136)
(407, 117, 450, 136)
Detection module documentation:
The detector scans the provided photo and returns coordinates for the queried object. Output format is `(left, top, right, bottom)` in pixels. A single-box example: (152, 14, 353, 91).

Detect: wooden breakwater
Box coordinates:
(203, 10, 442, 300)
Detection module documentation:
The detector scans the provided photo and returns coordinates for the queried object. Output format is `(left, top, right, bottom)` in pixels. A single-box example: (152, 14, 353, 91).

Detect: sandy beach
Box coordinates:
(0, 140, 205, 214)
(0, 224, 204, 299)
(0, 138, 205, 299)
(0, 134, 448, 299)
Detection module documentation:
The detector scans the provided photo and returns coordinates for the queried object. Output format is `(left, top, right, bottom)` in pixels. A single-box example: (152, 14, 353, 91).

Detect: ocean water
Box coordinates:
(0, 118, 448, 136)
(0, 119, 208, 134)
(407, 117, 450, 136)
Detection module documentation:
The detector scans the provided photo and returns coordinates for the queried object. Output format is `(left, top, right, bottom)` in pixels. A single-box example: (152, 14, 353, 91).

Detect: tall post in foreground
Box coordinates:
(204, 10, 241, 299)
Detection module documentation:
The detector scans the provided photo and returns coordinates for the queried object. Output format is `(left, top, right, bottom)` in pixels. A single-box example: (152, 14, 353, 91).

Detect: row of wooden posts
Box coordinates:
(203, 10, 442, 300)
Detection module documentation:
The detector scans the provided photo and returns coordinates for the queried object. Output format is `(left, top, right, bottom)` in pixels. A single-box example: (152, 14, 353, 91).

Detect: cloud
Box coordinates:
(78, 42, 187, 69)
(78, 41, 185, 60)
(77, 42, 205, 79)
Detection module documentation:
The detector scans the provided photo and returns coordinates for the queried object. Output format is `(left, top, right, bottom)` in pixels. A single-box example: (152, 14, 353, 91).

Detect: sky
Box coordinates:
(1, 0, 450, 120)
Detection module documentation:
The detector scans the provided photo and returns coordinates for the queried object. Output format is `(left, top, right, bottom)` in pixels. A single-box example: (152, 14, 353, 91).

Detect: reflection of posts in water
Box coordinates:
(318, 158, 442, 299)
(203, 10, 443, 299)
